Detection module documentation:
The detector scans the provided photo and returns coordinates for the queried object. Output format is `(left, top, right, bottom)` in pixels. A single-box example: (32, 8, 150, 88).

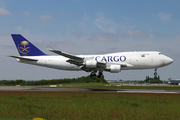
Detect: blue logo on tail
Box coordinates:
(11, 34, 46, 56)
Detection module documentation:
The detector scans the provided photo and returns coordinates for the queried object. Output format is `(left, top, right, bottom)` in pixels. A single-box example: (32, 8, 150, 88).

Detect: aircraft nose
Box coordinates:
(163, 57, 173, 65)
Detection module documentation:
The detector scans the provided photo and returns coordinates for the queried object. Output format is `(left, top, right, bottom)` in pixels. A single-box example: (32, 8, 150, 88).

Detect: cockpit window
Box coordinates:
(159, 53, 163, 55)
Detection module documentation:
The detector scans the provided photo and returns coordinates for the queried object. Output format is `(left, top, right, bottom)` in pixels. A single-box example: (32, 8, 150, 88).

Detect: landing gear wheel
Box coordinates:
(154, 72, 157, 76)
(97, 71, 103, 78)
(90, 72, 96, 77)
(154, 69, 157, 77)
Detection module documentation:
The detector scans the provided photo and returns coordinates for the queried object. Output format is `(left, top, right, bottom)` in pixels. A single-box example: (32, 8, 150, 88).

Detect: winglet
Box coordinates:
(45, 45, 56, 51)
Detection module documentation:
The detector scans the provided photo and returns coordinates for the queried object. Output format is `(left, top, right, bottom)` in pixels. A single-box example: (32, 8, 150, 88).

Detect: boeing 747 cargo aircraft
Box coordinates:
(9, 34, 173, 78)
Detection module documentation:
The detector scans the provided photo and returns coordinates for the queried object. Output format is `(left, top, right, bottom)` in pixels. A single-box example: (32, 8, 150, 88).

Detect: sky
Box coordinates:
(0, 0, 180, 81)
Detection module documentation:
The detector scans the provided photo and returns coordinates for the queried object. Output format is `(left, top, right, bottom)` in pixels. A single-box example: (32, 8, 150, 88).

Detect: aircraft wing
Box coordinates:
(45, 45, 83, 60)
(45, 46, 108, 70)
(8, 56, 38, 61)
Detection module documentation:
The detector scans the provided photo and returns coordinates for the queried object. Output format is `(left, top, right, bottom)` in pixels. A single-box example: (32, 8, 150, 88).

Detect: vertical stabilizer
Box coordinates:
(11, 34, 46, 56)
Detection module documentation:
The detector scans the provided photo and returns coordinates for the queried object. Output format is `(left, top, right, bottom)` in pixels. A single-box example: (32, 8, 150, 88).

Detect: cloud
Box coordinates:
(23, 11, 30, 16)
(94, 12, 116, 34)
(15, 26, 22, 31)
(122, 30, 149, 37)
(59, 41, 75, 45)
(39, 14, 52, 22)
(121, 16, 132, 21)
(14, 26, 30, 35)
(0, 36, 12, 46)
(88, 32, 117, 42)
(80, 14, 89, 32)
(72, 32, 88, 37)
(0, 8, 11, 15)
(158, 12, 171, 21)
(88, 36, 115, 42)
(2, 31, 10, 35)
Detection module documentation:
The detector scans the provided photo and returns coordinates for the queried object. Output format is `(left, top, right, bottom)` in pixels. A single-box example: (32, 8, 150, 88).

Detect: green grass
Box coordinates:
(0, 91, 180, 120)
(43, 82, 180, 90)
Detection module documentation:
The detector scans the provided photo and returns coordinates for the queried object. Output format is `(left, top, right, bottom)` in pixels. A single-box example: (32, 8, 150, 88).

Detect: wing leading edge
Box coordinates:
(45, 45, 83, 60)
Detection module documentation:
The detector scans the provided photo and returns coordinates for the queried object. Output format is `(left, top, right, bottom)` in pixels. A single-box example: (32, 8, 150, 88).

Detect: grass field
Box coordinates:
(44, 82, 180, 90)
(0, 91, 180, 120)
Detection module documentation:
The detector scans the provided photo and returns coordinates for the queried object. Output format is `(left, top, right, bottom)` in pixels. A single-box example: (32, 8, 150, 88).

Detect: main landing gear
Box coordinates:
(90, 71, 103, 78)
(97, 71, 103, 78)
(90, 71, 96, 77)
(154, 68, 157, 77)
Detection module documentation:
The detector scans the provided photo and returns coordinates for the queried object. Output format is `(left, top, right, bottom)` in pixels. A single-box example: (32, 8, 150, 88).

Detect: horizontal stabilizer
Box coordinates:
(8, 56, 38, 61)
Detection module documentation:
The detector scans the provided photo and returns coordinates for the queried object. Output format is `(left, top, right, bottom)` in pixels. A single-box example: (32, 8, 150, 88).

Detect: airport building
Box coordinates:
(168, 79, 180, 85)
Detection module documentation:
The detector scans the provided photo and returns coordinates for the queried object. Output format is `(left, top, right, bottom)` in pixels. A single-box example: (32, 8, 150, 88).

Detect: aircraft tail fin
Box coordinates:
(11, 34, 46, 56)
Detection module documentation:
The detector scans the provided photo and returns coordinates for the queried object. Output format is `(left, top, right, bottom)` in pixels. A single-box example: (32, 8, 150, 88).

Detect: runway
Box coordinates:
(0, 86, 179, 94)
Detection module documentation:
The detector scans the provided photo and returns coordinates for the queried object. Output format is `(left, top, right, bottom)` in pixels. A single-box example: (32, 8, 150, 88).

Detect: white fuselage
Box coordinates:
(16, 51, 173, 72)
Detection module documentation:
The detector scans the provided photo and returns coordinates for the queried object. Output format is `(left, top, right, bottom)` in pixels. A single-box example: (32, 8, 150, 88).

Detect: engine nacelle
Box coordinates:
(85, 60, 97, 68)
(109, 65, 121, 73)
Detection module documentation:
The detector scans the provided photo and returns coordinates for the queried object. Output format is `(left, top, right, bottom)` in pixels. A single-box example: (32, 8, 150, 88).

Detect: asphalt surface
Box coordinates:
(0, 86, 179, 94)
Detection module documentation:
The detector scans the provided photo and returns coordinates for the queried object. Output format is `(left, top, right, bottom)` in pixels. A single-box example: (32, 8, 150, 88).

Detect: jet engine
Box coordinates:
(85, 60, 97, 68)
(109, 65, 121, 73)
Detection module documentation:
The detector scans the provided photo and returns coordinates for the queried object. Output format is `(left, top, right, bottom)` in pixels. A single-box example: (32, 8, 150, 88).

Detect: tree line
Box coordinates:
(138, 75, 163, 84)
(0, 75, 107, 86)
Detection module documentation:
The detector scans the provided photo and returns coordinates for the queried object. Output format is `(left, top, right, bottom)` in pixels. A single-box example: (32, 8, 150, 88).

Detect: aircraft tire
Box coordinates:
(154, 72, 157, 76)
(90, 73, 96, 77)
